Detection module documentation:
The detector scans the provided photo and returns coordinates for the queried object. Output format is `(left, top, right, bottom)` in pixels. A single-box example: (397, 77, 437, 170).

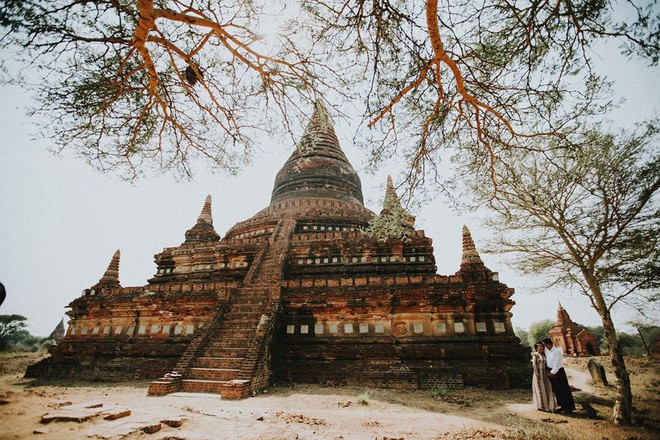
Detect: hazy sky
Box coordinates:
(1, 23, 658, 337)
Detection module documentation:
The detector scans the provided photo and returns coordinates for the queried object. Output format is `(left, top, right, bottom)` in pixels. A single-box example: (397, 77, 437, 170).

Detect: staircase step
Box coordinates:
(235, 288, 271, 293)
(181, 379, 251, 399)
(224, 309, 266, 316)
(215, 328, 256, 337)
(204, 347, 249, 357)
(180, 379, 226, 394)
(234, 291, 269, 297)
(209, 337, 251, 348)
(188, 367, 241, 381)
(195, 357, 245, 369)
(220, 323, 259, 331)
(222, 314, 264, 322)
(231, 300, 268, 307)
(230, 304, 269, 313)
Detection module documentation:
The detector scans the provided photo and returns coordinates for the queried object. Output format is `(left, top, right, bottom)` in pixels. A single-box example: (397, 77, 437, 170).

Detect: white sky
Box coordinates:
(0, 24, 658, 337)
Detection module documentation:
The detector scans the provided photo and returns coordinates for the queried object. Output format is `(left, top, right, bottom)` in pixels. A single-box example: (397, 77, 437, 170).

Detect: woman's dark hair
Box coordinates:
(534, 342, 544, 351)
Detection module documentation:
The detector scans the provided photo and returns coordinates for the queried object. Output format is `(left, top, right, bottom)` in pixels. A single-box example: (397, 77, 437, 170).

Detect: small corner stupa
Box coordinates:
(91, 249, 121, 292)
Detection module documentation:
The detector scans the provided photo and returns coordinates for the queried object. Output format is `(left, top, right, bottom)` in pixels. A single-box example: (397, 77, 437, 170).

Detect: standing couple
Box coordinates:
(531, 338, 575, 413)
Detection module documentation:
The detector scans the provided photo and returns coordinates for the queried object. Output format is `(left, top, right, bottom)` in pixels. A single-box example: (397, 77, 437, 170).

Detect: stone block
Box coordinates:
(141, 423, 161, 434)
(587, 359, 608, 386)
(103, 409, 131, 420)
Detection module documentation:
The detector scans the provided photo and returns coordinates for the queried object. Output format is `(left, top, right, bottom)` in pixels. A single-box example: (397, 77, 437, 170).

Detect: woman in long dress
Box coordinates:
(532, 341, 557, 412)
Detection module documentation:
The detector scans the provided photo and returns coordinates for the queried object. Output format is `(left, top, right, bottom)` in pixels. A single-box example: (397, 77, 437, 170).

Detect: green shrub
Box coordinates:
(431, 386, 449, 397)
(356, 392, 372, 406)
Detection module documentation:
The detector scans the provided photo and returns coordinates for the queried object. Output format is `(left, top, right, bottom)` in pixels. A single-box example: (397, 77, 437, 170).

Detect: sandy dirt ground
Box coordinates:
(0, 352, 657, 440)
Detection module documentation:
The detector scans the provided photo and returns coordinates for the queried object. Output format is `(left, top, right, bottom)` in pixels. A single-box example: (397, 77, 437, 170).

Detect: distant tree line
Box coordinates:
(515, 321, 659, 357)
(0, 315, 55, 352)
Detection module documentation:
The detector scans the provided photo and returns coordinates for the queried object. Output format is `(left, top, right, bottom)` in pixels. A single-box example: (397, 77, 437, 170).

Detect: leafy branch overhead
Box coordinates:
(1, 0, 334, 177)
(1, 1, 657, 182)
(305, 0, 659, 193)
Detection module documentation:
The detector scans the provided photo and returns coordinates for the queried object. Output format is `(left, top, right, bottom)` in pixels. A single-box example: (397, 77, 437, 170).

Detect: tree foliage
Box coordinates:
(514, 326, 531, 349)
(527, 319, 555, 347)
(626, 321, 660, 355)
(585, 325, 606, 348)
(0, 314, 28, 350)
(0, 0, 335, 178)
(470, 122, 660, 311)
(462, 121, 659, 425)
(1, 1, 657, 182)
(304, 0, 659, 192)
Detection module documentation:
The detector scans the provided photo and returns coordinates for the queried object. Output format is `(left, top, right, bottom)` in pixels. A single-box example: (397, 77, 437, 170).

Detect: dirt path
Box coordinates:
(0, 353, 657, 440)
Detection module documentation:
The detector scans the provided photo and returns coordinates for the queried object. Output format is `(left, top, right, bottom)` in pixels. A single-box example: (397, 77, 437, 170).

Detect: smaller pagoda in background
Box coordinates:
(47, 318, 66, 342)
(549, 302, 600, 356)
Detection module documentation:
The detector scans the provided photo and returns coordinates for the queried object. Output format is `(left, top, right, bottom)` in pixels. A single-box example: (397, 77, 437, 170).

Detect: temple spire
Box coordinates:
(297, 99, 340, 158)
(557, 301, 572, 323)
(460, 225, 485, 267)
(380, 176, 415, 228)
(93, 249, 121, 290)
(185, 195, 220, 243)
(383, 176, 401, 210)
(48, 318, 66, 341)
(197, 195, 214, 225)
(306, 99, 332, 135)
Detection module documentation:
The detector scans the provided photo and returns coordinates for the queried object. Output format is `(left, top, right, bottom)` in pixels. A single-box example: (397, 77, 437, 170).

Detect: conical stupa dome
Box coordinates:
(270, 100, 363, 205)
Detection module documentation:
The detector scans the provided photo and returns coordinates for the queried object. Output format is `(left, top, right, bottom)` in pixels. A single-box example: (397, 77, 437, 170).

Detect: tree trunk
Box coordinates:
(602, 312, 633, 425)
(637, 327, 651, 356)
(590, 281, 633, 425)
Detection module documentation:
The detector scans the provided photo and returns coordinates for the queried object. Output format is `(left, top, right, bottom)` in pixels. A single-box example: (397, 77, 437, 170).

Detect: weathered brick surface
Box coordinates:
(147, 380, 181, 396)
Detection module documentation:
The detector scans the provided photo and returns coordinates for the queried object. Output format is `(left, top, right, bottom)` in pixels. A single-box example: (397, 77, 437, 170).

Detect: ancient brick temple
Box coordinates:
(549, 303, 600, 357)
(27, 102, 530, 398)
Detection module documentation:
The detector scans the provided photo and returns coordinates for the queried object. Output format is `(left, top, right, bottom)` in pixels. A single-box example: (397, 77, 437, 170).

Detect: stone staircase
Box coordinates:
(148, 219, 296, 399)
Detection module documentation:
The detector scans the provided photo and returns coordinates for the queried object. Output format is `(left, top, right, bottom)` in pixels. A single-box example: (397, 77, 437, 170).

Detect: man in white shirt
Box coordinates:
(543, 337, 575, 413)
